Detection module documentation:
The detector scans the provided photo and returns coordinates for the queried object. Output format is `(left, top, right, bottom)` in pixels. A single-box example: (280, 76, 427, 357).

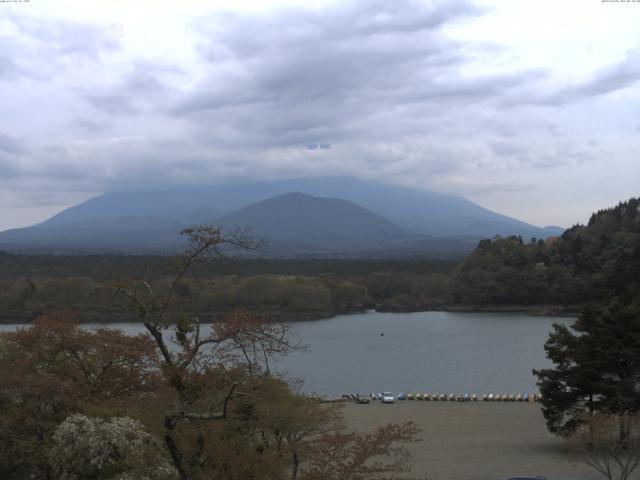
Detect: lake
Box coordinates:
(0, 311, 572, 397)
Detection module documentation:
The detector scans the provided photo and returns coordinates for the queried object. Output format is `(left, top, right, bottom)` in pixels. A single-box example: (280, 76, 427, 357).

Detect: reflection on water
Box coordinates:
(0, 311, 572, 397)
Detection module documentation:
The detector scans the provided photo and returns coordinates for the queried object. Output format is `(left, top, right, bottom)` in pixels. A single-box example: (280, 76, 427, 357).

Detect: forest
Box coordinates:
(0, 227, 421, 479)
(0, 197, 638, 324)
(451, 197, 640, 309)
(1, 199, 639, 479)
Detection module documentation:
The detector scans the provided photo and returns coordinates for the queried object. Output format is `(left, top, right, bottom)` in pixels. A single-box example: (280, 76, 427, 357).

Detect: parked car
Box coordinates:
(355, 394, 370, 404)
(382, 392, 395, 404)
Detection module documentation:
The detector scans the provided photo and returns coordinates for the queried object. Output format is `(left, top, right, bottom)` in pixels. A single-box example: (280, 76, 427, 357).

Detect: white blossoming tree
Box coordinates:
(49, 414, 178, 480)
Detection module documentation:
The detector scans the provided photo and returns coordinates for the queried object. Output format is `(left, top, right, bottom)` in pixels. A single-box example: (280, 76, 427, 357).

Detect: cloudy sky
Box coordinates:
(1, 0, 639, 232)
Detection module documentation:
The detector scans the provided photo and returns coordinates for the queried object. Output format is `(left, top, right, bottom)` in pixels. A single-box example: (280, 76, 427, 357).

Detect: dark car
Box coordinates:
(354, 394, 370, 404)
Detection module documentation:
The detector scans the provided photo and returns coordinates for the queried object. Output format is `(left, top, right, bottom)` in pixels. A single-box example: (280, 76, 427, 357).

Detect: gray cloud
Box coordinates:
(83, 92, 140, 116)
(200, 1, 483, 61)
(76, 118, 111, 132)
(4, 0, 580, 197)
(8, 13, 120, 60)
(505, 49, 640, 107)
(554, 49, 640, 102)
(455, 182, 536, 195)
(1, 0, 639, 232)
(0, 133, 27, 154)
(81, 61, 184, 116)
(171, 0, 545, 155)
(0, 158, 21, 179)
(0, 13, 121, 85)
(0, 53, 26, 80)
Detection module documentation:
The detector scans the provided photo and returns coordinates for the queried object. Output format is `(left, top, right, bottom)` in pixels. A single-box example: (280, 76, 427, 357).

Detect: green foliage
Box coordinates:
(534, 301, 640, 437)
(1, 197, 637, 321)
(452, 198, 640, 307)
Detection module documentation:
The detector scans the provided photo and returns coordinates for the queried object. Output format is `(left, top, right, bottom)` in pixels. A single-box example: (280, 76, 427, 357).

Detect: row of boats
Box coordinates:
(364, 392, 540, 402)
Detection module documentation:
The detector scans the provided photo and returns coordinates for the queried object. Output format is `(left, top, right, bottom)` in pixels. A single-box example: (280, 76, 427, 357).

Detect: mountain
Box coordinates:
(0, 216, 188, 254)
(217, 192, 403, 237)
(38, 190, 224, 228)
(36, 177, 562, 238)
(0, 176, 563, 255)
(215, 192, 410, 254)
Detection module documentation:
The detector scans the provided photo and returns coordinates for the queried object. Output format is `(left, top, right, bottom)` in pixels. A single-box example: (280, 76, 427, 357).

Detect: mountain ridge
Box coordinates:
(0, 177, 563, 256)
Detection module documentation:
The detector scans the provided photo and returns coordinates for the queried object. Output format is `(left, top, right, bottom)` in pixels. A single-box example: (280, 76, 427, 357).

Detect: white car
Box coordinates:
(382, 392, 395, 404)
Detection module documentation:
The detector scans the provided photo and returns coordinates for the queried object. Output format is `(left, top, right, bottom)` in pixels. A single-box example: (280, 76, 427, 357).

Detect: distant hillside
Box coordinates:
(35, 177, 562, 237)
(0, 176, 562, 255)
(214, 193, 404, 253)
(39, 189, 224, 227)
(0, 217, 188, 254)
(0, 198, 633, 324)
(450, 198, 640, 307)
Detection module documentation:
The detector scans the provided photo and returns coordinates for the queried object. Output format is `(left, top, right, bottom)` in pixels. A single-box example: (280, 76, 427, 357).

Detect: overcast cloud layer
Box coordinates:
(1, 0, 639, 231)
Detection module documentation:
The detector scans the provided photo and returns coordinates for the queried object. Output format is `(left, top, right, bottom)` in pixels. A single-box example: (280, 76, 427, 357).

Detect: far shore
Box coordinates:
(378, 304, 579, 317)
(342, 401, 598, 480)
(0, 304, 578, 325)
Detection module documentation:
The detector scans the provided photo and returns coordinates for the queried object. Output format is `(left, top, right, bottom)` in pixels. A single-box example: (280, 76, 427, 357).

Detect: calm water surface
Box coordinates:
(1, 311, 572, 397)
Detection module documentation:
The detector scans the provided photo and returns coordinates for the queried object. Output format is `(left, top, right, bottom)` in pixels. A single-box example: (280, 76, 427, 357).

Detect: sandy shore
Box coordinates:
(343, 401, 601, 480)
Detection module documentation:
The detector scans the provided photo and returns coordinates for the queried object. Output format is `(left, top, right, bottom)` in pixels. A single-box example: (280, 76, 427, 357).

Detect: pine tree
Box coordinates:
(535, 301, 640, 439)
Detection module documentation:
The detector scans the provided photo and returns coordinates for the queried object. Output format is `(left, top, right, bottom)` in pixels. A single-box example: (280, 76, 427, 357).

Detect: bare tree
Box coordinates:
(105, 226, 303, 479)
(571, 414, 640, 480)
(100, 226, 421, 480)
(300, 422, 421, 480)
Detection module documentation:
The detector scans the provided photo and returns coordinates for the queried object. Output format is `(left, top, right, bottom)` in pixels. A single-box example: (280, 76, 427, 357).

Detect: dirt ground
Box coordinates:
(342, 401, 602, 480)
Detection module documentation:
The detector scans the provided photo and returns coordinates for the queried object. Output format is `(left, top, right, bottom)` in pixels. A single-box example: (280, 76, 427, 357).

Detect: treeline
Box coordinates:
(1, 198, 638, 322)
(0, 275, 369, 323)
(0, 271, 453, 323)
(0, 256, 455, 323)
(451, 197, 640, 308)
(0, 253, 456, 280)
(1, 227, 422, 479)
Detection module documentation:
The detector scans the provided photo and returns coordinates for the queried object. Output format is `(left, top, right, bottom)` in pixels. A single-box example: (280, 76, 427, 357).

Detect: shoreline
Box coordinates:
(378, 303, 579, 317)
(0, 304, 578, 325)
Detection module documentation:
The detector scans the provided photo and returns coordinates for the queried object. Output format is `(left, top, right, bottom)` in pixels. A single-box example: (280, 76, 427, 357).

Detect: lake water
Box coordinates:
(0, 311, 572, 397)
